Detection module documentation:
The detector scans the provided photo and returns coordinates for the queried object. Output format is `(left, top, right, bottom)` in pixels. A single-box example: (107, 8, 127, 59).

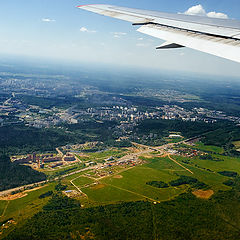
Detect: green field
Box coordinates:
(42, 163, 85, 177)
(2, 142, 240, 238)
(60, 170, 91, 185)
(72, 176, 94, 187)
(0, 201, 7, 217)
(0, 183, 55, 235)
(77, 153, 235, 205)
(194, 142, 224, 154)
(79, 157, 190, 205)
(195, 154, 240, 174)
(83, 184, 142, 205)
(76, 148, 127, 163)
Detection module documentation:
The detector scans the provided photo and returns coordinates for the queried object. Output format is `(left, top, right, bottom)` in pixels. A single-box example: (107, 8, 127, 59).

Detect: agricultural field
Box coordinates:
(0, 183, 56, 237)
(0, 201, 7, 217)
(194, 142, 225, 154)
(72, 176, 95, 187)
(70, 150, 233, 206)
(1, 141, 240, 238)
(75, 148, 128, 163)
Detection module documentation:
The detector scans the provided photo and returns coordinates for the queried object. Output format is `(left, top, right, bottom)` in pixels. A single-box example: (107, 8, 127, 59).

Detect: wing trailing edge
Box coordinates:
(77, 4, 240, 63)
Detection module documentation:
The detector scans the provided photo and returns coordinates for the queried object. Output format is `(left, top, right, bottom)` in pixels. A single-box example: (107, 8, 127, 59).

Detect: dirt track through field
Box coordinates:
(168, 154, 194, 174)
(106, 183, 160, 203)
(0, 201, 9, 219)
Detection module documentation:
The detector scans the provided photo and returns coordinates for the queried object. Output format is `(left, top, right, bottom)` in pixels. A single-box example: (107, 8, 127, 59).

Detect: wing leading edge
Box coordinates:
(77, 4, 240, 63)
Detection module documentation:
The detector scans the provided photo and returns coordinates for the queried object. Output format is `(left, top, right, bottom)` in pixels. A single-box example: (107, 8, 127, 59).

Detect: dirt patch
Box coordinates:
(63, 190, 80, 198)
(142, 154, 153, 159)
(91, 184, 105, 190)
(192, 189, 214, 199)
(24, 185, 45, 193)
(0, 192, 27, 201)
(77, 153, 89, 158)
(113, 175, 123, 179)
(0, 185, 46, 201)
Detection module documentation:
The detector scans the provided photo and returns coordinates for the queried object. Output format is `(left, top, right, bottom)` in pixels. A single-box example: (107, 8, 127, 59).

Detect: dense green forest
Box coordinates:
(0, 155, 46, 191)
(169, 176, 208, 189)
(18, 95, 86, 109)
(0, 125, 77, 155)
(146, 181, 168, 188)
(136, 119, 219, 139)
(0, 121, 119, 155)
(5, 179, 240, 240)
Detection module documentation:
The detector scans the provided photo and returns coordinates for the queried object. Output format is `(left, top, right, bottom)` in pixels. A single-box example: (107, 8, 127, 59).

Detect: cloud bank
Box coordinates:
(111, 32, 127, 38)
(42, 18, 56, 22)
(80, 27, 97, 33)
(184, 4, 228, 19)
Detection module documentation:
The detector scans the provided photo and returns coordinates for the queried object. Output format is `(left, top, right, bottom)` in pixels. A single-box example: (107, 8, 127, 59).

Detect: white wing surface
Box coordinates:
(77, 4, 240, 63)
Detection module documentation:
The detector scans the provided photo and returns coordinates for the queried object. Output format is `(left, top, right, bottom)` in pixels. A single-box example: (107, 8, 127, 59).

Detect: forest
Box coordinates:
(0, 121, 120, 156)
(4, 178, 240, 240)
(0, 155, 46, 191)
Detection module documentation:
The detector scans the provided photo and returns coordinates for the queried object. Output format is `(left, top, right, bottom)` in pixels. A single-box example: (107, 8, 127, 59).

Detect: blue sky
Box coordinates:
(0, 0, 240, 76)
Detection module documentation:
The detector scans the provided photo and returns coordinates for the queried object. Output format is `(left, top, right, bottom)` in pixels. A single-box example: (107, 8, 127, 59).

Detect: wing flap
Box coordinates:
(77, 4, 240, 63)
(138, 24, 240, 62)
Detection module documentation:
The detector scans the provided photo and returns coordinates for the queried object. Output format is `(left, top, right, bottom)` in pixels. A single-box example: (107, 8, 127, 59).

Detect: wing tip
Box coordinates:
(76, 4, 103, 8)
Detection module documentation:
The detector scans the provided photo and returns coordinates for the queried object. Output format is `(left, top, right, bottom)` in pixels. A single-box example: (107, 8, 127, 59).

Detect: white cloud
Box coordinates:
(42, 18, 56, 22)
(138, 37, 144, 41)
(184, 4, 228, 19)
(114, 32, 127, 35)
(207, 11, 228, 19)
(136, 43, 149, 47)
(111, 32, 127, 38)
(80, 27, 97, 33)
(184, 4, 206, 16)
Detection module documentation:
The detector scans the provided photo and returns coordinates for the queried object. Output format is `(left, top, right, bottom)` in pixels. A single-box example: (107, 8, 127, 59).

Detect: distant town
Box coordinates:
(1, 94, 240, 130)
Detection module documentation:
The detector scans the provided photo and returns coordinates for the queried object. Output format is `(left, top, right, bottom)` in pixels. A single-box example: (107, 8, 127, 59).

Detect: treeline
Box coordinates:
(0, 155, 46, 191)
(18, 95, 85, 109)
(218, 171, 238, 178)
(146, 181, 168, 188)
(0, 121, 122, 156)
(0, 125, 78, 155)
(201, 124, 240, 156)
(169, 176, 208, 189)
(5, 181, 240, 240)
(136, 119, 220, 139)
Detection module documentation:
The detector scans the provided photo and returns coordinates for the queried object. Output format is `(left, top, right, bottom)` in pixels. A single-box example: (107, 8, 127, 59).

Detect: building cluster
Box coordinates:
(160, 105, 240, 124)
(174, 147, 206, 158)
(1, 87, 240, 130)
(11, 152, 77, 169)
(89, 157, 144, 178)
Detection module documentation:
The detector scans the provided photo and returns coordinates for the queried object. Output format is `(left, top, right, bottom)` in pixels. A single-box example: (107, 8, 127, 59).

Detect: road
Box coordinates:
(0, 136, 194, 197)
(0, 165, 96, 197)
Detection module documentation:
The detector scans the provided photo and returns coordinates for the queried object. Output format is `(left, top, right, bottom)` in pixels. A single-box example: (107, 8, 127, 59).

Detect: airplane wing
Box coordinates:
(77, 4, 240, 63)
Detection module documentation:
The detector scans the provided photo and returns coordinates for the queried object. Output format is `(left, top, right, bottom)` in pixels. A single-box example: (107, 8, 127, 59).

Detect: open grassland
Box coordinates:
(0, 201, 7, 217)
(194, 154, 240, 174)
(72, 176, 94, 187)
(42, 163, 85, 177)
(82, 184, 143, 206)
(0, 184, 55, 223)
(76, 148, 127, 163)
(193, 142, 224, 154)
(61, 170, 91, 184)
(174, 155, 230, 191)
(80, 157, 190, 205)
(79, 153, 234, 205)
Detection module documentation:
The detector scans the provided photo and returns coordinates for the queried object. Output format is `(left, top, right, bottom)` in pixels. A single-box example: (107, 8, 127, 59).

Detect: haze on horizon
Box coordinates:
(0, 0, 240, 77)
